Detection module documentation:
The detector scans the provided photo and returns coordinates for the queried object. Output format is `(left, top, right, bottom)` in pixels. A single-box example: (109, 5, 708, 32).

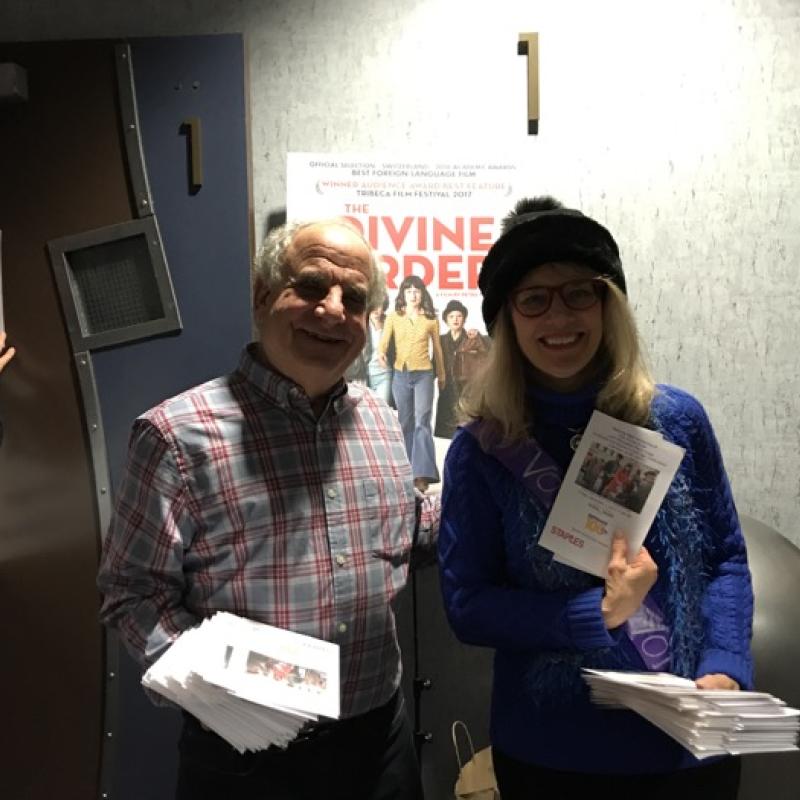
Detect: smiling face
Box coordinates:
(253, 222, 372, 400)
(509, 261, 604, 392)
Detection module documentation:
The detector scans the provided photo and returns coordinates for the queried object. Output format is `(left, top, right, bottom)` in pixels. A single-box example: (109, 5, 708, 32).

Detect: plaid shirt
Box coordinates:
(98, 345, 439, 718)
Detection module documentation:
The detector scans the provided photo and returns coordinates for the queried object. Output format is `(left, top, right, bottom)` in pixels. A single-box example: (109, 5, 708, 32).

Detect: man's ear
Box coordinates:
(253, 276, 271, 313)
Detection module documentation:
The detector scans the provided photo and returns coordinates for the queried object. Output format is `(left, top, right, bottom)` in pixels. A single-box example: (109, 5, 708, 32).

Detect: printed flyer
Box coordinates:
(539, 410, 685, 577)
(203, 612, 341, 720)
(142, 612, 338, 752)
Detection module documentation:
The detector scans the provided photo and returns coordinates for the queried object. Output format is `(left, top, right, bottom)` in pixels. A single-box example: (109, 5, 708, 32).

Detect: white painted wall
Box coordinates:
(2, 0, 799, 543)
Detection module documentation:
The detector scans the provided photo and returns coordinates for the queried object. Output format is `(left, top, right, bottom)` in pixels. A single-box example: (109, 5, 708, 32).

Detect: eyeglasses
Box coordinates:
(287, 271, 368, 314)
(510, 278, 606, 318)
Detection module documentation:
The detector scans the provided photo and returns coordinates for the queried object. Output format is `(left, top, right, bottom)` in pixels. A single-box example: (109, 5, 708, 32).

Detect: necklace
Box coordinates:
(567, 427, 584, 451)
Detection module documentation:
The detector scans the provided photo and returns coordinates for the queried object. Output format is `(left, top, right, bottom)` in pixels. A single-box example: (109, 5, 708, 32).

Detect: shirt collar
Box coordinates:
(237, 343, 360, 417)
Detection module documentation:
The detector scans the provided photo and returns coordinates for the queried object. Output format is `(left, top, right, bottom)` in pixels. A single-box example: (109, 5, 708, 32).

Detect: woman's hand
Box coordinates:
(696, 673, 740, 691)
(377, 352, 387, 368)
(0, 331, 15, 373)
(601, 534, 658, 629)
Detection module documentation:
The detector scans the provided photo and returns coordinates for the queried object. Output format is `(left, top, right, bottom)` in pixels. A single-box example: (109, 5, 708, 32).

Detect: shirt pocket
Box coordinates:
(361, 477, 413, 564)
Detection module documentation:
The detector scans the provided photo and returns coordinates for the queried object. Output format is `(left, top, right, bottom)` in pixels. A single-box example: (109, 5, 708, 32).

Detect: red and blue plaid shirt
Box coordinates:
(98, 345, 439, 717)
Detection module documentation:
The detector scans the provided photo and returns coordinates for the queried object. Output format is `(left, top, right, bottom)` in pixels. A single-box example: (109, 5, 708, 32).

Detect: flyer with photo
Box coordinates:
(538, 410, 685, 577)
(200, 613, 341, 720)
(143, 612, 340, 752)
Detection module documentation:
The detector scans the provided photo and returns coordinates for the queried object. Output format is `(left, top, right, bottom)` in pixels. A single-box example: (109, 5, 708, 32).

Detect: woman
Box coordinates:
(366, 296, 393, 404)
(434, 300, 489, 439)
(438, 197, 753, 798)
(344, 296, 393, 405)
(379, 275, 445, 491)
(602, 461, 632, 501)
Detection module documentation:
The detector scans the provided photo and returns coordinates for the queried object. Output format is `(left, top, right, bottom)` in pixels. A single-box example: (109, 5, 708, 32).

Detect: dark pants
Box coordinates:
(493, 748, 741, 800)
(175, 690, 422, 800)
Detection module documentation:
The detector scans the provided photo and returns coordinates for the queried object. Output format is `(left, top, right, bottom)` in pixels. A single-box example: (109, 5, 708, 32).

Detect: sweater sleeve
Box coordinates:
(681, 393, 755, 689)
(438, 429, 621, 654)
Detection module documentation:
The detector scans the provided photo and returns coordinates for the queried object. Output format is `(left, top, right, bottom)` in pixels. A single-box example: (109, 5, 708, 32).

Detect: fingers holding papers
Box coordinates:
(695, 673, 740, 691)
(601, 533, 658, 630)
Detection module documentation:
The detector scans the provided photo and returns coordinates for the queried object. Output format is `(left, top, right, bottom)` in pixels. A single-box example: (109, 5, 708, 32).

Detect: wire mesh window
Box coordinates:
(48, 217, 181, 352)
(66, 234, 165, 335)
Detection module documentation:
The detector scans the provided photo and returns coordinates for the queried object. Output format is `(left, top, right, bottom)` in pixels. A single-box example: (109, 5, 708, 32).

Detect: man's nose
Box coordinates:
(315, 285, 346, 321)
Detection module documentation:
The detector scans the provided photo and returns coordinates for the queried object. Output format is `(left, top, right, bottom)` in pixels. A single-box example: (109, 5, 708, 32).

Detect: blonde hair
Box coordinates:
(460, 280, 654, 446)
(596, 283, 655, 425)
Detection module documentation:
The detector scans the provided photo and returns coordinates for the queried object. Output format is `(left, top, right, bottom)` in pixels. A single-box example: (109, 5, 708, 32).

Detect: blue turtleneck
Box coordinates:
(527, 381, 599, 471)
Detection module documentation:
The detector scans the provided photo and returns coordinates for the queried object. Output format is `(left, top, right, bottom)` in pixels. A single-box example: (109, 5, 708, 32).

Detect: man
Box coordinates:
(98, 220, 437, 800)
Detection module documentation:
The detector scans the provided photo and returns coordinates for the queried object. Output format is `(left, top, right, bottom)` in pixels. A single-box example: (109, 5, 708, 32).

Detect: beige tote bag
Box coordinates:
(452, 720, 500, 800)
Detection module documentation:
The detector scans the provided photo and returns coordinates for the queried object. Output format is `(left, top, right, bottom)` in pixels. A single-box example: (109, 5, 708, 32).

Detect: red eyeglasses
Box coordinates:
(510, 278, 607, 318)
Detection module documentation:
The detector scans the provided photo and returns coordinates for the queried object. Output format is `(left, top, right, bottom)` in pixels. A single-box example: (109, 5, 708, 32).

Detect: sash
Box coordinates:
(461, 420, 562, 508)
(625, 596, 671, 671)
(462, 420, 670, 671)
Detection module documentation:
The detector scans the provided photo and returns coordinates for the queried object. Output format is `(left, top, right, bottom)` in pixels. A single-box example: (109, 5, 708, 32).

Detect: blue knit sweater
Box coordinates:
(438, 384, 754, 774)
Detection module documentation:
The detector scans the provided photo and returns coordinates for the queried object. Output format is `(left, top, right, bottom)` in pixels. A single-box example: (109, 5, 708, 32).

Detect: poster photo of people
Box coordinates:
(287, 154, 519, 487)
(246, 650, 328, 694)
(575, 443, 659, 514)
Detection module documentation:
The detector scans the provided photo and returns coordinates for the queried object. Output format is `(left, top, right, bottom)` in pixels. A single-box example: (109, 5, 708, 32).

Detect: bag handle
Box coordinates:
(451, 720, 477, 770)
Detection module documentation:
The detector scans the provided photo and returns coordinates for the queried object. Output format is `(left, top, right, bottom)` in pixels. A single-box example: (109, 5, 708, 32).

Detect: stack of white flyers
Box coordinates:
(583, 670, 800, 758)
(143, 612, 340, 753)
(539, 410, 685, 577)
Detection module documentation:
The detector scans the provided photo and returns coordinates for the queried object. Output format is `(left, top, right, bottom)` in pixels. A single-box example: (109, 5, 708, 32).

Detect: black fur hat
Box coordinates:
(480, 196, 626, 331)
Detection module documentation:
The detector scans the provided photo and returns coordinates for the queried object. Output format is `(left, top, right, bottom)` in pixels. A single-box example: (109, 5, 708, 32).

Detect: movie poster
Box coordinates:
(286, 154, 520, 456)
(286, 154, 519, 327)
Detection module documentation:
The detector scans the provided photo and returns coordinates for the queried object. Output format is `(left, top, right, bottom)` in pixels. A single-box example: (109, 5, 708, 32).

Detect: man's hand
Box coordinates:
(377, 352, 388, 368)
(696, 673, 740, 691)
(0, 331, 15, 374)
(601, 534, 658, 629)
(437, 376, 445, 392)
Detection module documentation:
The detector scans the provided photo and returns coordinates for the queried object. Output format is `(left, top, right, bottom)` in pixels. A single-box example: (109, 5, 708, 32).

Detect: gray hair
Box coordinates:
(254, 219, 386, 310)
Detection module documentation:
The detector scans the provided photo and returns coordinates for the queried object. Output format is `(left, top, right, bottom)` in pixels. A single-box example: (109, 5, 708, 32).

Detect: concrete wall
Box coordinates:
(2, 0, 799, 543)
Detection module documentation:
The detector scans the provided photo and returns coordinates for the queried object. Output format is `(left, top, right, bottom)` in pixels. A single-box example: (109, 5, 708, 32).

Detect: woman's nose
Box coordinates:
(543, 291, 573, 317)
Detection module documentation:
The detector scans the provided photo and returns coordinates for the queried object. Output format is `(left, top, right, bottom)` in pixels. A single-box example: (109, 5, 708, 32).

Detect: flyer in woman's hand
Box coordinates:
(539, 410, 685, 577)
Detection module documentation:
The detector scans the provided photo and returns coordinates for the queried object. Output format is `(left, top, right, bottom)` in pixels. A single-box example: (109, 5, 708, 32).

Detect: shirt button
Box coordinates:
(337, 622, 348, 634)
(335, 554, 346, 567)
(327, 488, 337, 499)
